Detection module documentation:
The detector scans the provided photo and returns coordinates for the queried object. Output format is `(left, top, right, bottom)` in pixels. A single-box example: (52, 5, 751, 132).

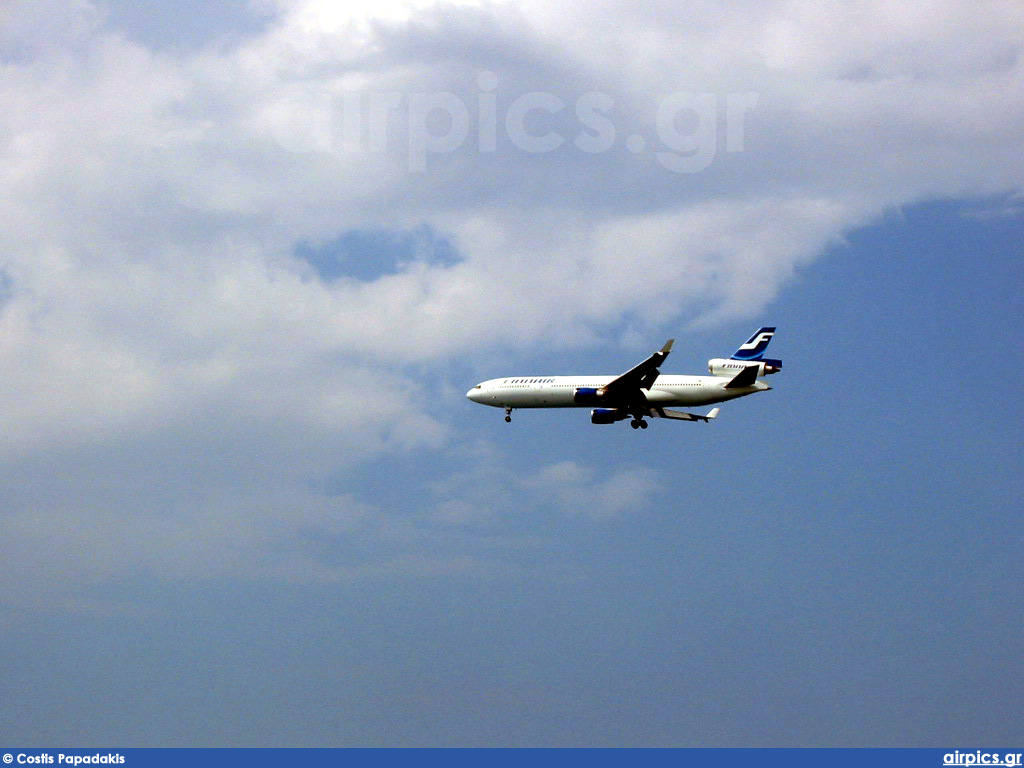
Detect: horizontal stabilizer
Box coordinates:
(724, 364, 759, 389)
(653, 406, 720, 422)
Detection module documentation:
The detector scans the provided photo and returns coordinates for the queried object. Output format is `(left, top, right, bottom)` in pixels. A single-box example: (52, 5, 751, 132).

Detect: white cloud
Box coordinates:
(0, 0, 1021, 602)
(431, 454, 661, 523)
(526, 461, 662, 520)
(0, 0, 103, 58)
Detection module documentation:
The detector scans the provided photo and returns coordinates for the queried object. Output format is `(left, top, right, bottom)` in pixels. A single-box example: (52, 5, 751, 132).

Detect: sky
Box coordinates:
(1, 0, 1022, 748)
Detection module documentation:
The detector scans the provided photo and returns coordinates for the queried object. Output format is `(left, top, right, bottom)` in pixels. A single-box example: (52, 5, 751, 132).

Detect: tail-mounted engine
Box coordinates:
(707, 358, 782, 377)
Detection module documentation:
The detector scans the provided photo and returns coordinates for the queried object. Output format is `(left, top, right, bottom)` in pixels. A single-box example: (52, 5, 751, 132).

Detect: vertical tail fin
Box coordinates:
(731, 327, 776, 362)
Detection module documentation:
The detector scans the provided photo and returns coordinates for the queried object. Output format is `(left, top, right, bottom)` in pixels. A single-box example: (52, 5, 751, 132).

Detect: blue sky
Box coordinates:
(1, 0, 1022, 748)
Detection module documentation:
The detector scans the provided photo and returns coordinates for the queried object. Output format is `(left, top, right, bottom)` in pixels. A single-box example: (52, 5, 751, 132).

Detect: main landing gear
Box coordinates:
(630, 418, 648, 429)
(504, 407, 512, 423)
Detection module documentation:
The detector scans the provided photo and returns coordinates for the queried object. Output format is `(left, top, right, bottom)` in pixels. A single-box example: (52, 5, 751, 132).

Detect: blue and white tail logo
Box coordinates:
(731, 327, 776, 361)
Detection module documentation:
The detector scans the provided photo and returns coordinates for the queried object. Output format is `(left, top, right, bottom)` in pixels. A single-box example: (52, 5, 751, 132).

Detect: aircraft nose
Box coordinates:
(466, 385, 483, 402)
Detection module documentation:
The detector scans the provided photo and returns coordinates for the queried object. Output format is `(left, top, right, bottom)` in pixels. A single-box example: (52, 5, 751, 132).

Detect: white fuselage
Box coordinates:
(466, 374, 770, 409)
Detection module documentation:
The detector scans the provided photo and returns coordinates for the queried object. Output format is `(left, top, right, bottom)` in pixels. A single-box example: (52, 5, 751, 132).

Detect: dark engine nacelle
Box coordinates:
(573, 387, 606, 405)
(591, 408, 626, 425)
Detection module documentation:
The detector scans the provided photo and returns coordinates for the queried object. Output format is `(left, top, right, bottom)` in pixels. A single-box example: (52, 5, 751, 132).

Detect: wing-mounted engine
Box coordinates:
(707, 358, 782, 377)
(575, 339, 673, 407)
(591, 408, 628, 424)
(574, 387, 608, 405)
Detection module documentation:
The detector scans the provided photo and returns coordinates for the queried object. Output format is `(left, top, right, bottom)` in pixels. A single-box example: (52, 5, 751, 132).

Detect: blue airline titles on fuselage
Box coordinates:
(466, 327, 781, 429)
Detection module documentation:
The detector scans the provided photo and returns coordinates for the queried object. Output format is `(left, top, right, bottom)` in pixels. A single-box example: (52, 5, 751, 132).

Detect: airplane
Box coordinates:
(466, 327, 781, 429)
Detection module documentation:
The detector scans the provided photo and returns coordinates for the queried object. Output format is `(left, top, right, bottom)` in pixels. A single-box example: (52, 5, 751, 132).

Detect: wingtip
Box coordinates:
(661, 338, 674, 354)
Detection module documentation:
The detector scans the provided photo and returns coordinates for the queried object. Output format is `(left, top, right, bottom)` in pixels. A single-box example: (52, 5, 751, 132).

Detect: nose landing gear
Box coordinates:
(504, 407, 512, 423)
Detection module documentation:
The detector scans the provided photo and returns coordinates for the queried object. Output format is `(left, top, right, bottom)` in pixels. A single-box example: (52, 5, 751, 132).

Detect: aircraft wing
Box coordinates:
(602, 338, 674, 396)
